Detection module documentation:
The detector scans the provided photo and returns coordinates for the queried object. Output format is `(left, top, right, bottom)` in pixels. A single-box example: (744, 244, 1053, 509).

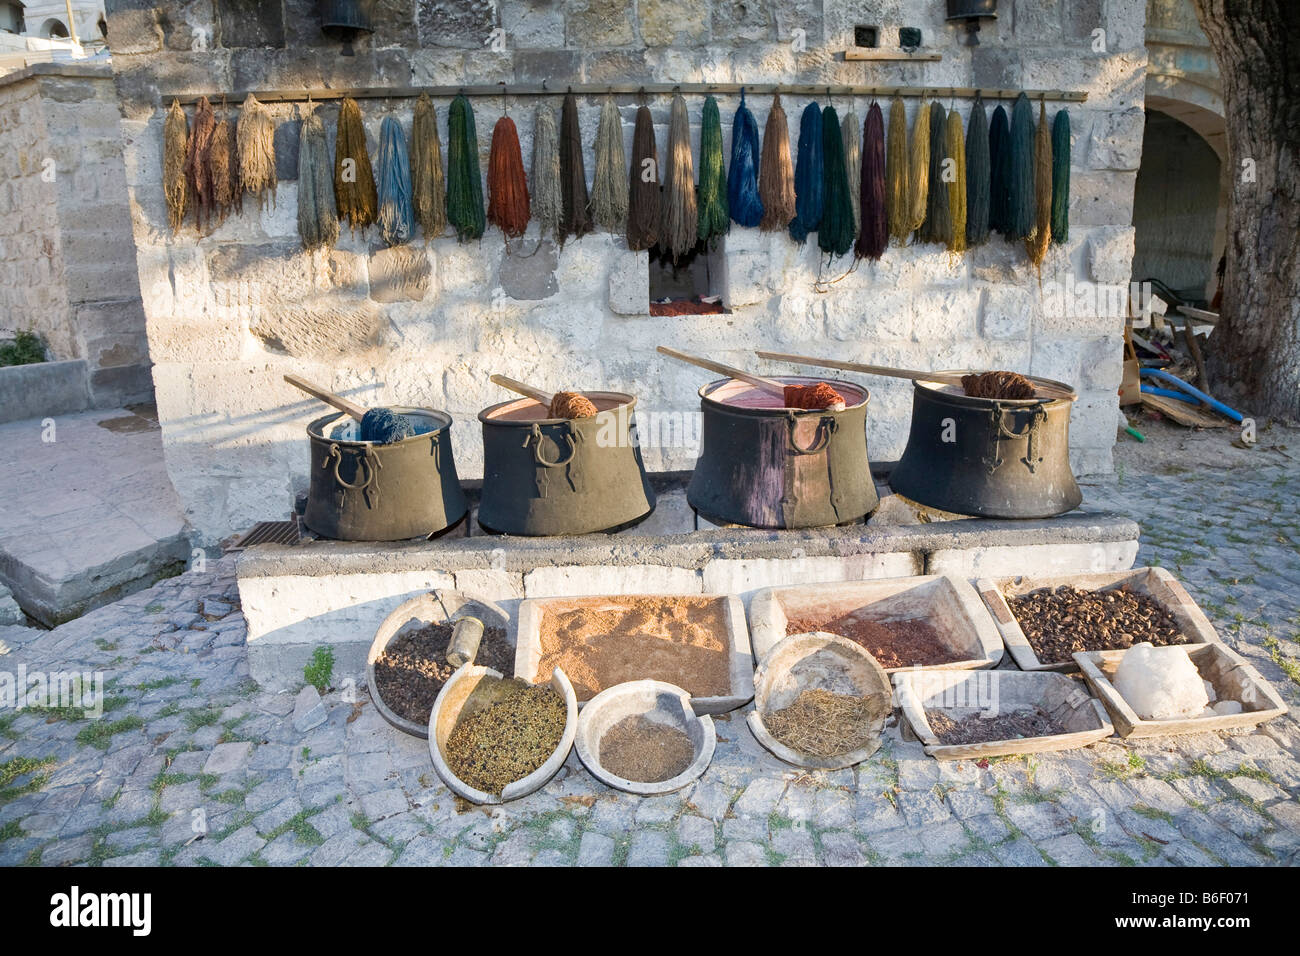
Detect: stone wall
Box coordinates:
(0, 61, 152, 407)
(104, 0, 1147, 544)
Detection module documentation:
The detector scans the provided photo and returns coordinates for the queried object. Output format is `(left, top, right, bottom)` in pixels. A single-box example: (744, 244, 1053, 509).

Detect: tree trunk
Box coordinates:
(1191, 0, 1300, 421)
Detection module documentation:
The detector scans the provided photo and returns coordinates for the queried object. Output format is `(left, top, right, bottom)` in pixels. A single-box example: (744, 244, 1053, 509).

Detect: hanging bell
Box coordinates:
(946, 0, 998, 46)
(320, 0, 375, 54)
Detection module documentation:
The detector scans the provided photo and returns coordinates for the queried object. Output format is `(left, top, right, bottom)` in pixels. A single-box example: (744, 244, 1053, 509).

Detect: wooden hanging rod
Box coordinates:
(171, 82, 1087, 107)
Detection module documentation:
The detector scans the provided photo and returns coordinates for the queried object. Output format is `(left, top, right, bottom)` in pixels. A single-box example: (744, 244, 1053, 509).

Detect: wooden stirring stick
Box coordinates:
(284, 374, 368, 422)
(656, 346, 788, 399)
(490, 374, 556, 407)
(754, 351, 1077, 402)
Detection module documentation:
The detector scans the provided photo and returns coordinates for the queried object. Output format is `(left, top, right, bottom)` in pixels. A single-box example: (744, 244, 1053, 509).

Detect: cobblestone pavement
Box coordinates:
(1, 449, 1298, 867)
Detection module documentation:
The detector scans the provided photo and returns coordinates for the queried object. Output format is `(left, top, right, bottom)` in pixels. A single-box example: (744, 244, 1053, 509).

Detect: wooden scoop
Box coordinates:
(284, 373, 367, 422)
(657, 346, 847, 410)
(754, 351, 1077, 402)
(490, 374, 597, 419)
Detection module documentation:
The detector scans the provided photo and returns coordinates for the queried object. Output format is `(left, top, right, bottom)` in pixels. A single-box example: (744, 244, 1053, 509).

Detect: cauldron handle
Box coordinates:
(524, 423, 579, 468)
(325, 443, 382, 506)
(984, 403, 1048, 474)
(785, 412, 838, 456)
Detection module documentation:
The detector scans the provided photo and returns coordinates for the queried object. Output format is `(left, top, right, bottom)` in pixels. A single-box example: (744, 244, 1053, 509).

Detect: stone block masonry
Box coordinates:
(104, 1, 1147, 543)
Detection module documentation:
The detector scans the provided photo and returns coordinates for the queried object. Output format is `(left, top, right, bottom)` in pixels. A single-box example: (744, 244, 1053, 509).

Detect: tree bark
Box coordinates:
(1191, 0, 1300, 421)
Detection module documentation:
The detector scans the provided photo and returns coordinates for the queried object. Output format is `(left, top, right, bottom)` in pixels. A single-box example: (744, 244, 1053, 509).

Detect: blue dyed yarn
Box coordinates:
(1006, 93, 1035, 242)
(988, 104, 1010, 236)
(788, 101, 824, 243)
(376, 116, 415, 246)
(360, 407, 414, 444)
(728, 91, 764, 228)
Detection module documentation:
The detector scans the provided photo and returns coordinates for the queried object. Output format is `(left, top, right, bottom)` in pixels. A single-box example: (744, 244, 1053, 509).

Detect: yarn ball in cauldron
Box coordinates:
(548, 391, 599, 419)
(784, 382, 847, 410)
(360, 407, 416, 444)
(960, 370, 1037, 400)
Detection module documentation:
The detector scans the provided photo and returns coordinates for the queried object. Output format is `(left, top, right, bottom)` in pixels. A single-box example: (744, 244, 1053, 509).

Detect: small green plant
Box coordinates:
(304, 646, 335, 694)
(0, 330, 45, 367)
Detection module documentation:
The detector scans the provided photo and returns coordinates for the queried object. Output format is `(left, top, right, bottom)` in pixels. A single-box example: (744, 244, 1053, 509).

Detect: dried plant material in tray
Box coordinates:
(372, 621, 513, 726)
(1073, 642, 1286, 739)
(1006, 585, 1189, 665)
(764, 688, 879, 758)
(976, 567, 1221, 673)
(784, 613, 959, 669)
(444, 680, 567, 796)
(515, 594, 755, 714)
(894, 669, 1114, 760)
(599, 715, 695, 783)
(927, 707, 1066, 746)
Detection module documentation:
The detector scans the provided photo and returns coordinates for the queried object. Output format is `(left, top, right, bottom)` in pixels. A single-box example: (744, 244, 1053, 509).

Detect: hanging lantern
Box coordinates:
(320, 0, 375, 53)
(946, 0, 997, 46)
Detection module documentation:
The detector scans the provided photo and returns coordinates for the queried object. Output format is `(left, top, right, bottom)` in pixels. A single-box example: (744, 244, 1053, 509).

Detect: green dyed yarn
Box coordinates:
(1051, 109, 1070, 243)
(1006, 93, 1034, 242)
(918, 101, 951, 246)
(818, 104, 855, 259)
(446, 94, 485, 241)
(697, 95, 730, 243)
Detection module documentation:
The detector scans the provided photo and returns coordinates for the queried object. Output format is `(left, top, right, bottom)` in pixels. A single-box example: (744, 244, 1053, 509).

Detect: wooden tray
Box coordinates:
(893, 670, 1114, 760)
(515, 593, 755, 715)
(748, 574, 1003, 672)
(976, 567, 1221, 673)
(1073, 643, 1286, 738)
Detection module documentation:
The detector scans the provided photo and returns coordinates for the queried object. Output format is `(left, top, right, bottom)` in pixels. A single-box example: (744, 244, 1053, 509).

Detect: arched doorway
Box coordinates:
(40, 17, 68, 38)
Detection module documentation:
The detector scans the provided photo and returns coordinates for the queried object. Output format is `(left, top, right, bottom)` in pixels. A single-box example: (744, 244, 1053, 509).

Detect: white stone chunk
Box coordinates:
(1113, 643, 1209, 721)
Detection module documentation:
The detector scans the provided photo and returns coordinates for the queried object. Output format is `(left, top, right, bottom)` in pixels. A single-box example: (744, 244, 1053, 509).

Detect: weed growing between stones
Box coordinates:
(304, 647, 335, 694)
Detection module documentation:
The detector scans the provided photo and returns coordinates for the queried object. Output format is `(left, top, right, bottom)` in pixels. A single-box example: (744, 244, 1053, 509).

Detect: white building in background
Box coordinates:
(0, 2, 107, 73)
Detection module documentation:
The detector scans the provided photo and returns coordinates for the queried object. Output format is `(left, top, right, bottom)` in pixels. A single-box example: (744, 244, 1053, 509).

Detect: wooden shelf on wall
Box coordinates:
(843, 50, 943, 61)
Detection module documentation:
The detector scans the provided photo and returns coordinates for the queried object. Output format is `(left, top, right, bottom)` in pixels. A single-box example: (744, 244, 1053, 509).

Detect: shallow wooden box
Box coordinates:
(747, 574, 1003, 672)
(893, 670, 1114, 760)
(515, 593, 755, 715)
(976, 566, 1221, 673)
(1073, 643, 1286, 739)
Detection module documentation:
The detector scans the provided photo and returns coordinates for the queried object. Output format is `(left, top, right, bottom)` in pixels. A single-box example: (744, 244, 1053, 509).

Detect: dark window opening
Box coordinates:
(648, 239, 727, 317)
(899, 27, 922, 50)
(854, 25, 879, 48)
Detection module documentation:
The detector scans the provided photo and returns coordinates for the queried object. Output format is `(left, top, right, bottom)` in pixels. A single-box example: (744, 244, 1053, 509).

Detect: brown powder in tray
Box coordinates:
(1006, 585, 1190, 665)
(533, 596, 731, 701)
(927, 706, 1066, 746)
(598, 715, 696, 783)
(373, 621, 513, 726)
(785, 611, 961, 669)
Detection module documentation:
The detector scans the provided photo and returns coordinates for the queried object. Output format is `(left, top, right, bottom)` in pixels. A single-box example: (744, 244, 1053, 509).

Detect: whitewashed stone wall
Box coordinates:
(0, 62, 152, 406)
(105, 0, 1146, 543)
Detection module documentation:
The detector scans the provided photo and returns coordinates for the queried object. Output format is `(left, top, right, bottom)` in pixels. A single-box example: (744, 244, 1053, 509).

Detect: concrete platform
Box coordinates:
(0, 405, 191, 626)
(238, 474, 1139, 690)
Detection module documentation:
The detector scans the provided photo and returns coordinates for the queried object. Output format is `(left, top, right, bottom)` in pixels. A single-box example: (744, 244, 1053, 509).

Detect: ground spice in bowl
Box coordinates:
(443, 681, 567, 796)
(373, 622, 513, 725)
(597, 715, 696, 783)
(926, 707, 1066, 746)
(784, 612, 960, 669)
(1007, 585, 1190, 665)
(763, 688, 877, 758)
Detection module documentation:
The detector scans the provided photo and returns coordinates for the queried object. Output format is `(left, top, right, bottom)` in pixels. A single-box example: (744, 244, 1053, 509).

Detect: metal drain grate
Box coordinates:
(227, 519, 302, 552)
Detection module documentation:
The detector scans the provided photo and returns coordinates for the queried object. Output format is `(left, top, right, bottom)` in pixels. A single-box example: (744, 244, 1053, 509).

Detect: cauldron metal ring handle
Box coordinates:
(984, 403, 1048, 474)
(326, 442, 382, 490)
(785, 412, 839, 456)
(524, 422, 579, 468)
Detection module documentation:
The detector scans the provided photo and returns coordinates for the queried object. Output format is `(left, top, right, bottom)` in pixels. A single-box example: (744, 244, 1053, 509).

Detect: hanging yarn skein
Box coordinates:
(184, 96, 216, 232)
(885, 96, 909, 243)
(918, 101, 951, 247)
(905, 97, 931, 237)
(237, 93, 277, 210)
(163, 100, 189, 234)
(446, 93, 486, 241)
(410, 93, 447, 239)
(376, 116, 415, 246)
(334, 97, 377, 232)
(965, 95, 990, 247)
(841, 110, 861, 236)
(945, 108, 967, 253)
(818, 104, 854, 259)
(210, 102, 239, 225)
(559, 92, 592, 240)
(659, 93, 697, 263)
(1051, 109, 1071, 243)
(855, 102, 887, 261)
(697, 95, 729, 244)
(1026, 99, 1053, 267)
(988, 103, 1010, 236)
(1006, 93, 1035, 242)
(728, 91, 763, 228)
(758, 94, 795, 232)
(297, 107, 339, 251)
(626, 105, 660, 251)
(487, 114, 530, 239)
(591, 95, 628, 235)
(531, 104, 563, 245)
(788, 101, 824, 244)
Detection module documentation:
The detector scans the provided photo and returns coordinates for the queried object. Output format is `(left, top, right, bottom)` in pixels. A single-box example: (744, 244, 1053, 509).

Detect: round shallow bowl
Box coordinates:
(575, 680, 716, 796)
(747, 632, 893, 770)
(366, 589, 512, 739)
(428, 665, 577, 805)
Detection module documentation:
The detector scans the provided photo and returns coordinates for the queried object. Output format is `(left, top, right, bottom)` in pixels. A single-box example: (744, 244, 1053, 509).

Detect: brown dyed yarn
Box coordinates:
(209, 103, 240, 225)
(334, 97, 377, 232)
(758, 94, 796, 231)
(236, 93, 276, 210)
(560, 92, 592, 240)
(488, 115, 530, 238)
(548, 391, 598, 419)
(783, 382, 846, 410)
(163, 99, 189, 234)
(184, 96, 216, 232)
(1026, 100, 1054, 267)
(961, 371, 1037, 400)
(626, 104, 660, 251)
(410, 93, 447, 239)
